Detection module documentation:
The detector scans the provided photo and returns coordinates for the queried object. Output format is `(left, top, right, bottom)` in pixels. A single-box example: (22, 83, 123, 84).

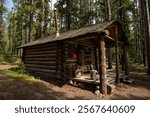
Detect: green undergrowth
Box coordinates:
(0, 64, 40, 85)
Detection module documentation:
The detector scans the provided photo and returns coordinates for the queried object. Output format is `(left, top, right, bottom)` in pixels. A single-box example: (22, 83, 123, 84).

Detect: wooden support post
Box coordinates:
(108, 47, 112, 69)
(124, 45, 129, 77)
(115, 26, 120, 84)
(94, 48, 98, 70)
(98, 36, 107, 94)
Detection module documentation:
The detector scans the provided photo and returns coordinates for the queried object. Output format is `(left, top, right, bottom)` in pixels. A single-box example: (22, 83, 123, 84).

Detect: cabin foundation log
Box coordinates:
(98, 35, 107, 95)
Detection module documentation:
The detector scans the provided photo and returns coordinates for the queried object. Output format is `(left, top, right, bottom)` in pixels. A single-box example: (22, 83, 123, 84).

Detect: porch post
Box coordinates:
(115, 26, 120, 84)
(108, 47, 112, 69)
(98, 35, 107, 94)
(94, 48, 98, 70)
(124, 45, 129, 77)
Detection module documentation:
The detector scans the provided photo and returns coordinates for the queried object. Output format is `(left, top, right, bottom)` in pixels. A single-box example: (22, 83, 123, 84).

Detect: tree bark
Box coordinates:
(66, 0, 71, 30)
(140, 0, 148, 66)
(115, 26, 120, 84)
(145, 0, 150, 74)
(28, 0, 33, 42)
(98, 36, 107, 95)
(141, 0, 150, 74)
(105, 0, 112, 69)
(40, 0, 45, 38)
(0, 1, 4, 45)
(54, 9, 60, 37)
(105, 0, 111, 21)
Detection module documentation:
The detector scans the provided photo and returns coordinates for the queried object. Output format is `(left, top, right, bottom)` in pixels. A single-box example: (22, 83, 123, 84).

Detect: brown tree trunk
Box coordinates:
(140, 0, 150, 74)
(66, 0, 71, 30)
(28, 0, 33, 42)
(115, 26, 120, 84)
(54, 10, 60, 37)
(105, 0, 112, 69)
(145, 0, 150, 74)
(98, 36, 107, 95)
(105, 0, 111, 21)
(40, 0, 45, 38)
(0, 1, 3, 45)
(140, 0, 147, 66)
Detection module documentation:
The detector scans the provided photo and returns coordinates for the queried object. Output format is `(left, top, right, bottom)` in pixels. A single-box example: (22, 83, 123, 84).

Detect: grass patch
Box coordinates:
(0, 64, 40, 85)
(130, 64, 147, 73)
(2, 69, 34, 80)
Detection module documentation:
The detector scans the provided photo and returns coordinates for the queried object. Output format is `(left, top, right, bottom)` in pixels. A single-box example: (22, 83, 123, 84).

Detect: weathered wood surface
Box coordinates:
(98, 35, 107, 94)
(23, 42, 59, 79)
(25, 50, 57, 55)
(115, 26, 120, 84)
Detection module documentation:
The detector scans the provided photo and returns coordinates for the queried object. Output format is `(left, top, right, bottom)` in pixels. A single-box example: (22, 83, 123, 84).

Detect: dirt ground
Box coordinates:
(0, 63, 150, 100)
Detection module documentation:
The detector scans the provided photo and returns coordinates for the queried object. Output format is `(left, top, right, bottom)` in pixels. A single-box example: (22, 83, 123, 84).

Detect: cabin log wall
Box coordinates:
(23, 42, 62, 80)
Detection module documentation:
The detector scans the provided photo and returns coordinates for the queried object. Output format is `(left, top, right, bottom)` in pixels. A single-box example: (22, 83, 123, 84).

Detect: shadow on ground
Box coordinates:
(0, 74, 87, 100)
(0, 63, 150, 100)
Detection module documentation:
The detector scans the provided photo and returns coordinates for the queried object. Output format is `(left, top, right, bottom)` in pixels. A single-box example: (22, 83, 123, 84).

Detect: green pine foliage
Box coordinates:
(0, 0, 149, 72)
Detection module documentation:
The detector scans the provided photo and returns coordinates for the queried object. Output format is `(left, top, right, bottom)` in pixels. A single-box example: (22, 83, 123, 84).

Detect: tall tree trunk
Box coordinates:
(115, 26, 120, 84)
(105, 0, 111, 21)
(139, 0, 147, 66)
(43, 0, 50, 36)
(40, 0, 45, 37)
(28, 0, 33, 42)
(106, 0, 112, 69)
(66, 0, 71, 30)
(118, 0, 123, 20)
(144, 0, 150, 74)
(0, 1, 3, 45)
(140, 0, 150, 74)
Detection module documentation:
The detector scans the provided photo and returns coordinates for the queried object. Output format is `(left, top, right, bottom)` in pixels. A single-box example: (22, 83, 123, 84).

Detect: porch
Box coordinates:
(69, 68, 129, 95)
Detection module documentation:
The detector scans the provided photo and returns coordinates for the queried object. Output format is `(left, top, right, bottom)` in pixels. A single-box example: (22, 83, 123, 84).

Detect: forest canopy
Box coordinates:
(0, 0, 150, 74)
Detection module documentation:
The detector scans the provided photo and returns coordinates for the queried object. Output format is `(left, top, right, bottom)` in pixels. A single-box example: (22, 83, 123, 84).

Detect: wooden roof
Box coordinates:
(18, 20, 128, 48)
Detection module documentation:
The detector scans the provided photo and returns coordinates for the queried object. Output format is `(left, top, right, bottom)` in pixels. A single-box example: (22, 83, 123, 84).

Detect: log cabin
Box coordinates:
(18, 20, 130, 94)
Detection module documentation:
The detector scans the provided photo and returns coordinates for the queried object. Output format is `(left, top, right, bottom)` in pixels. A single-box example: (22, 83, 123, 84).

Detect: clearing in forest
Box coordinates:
(0, 63, 150, 100)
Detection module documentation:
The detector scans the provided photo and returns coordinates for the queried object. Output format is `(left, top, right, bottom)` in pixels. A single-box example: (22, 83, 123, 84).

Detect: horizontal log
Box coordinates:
(25, 61, 56, 66)
(26, 68, 56, 73)
(65, 63, 77, 66)
(25, 64, 57, 70)
(66, 59, 77, 62)
(25, 50, 57, 55)
(26, 42, 57, 49)
(25, 57, 56, 61)
(66, 62, 77, 64)
(25, 54, 56, 58)
(27, 71, 62, 79)
(25, 46, 56, 52)
(66, 41, 96, 47)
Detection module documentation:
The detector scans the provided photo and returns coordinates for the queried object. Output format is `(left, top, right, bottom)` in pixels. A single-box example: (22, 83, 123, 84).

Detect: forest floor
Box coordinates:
(0, 63, 150, 100)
